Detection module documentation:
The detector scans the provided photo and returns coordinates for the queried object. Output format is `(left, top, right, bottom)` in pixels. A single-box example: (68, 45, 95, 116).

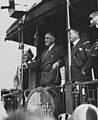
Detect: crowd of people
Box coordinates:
(4, 110, 56, 120)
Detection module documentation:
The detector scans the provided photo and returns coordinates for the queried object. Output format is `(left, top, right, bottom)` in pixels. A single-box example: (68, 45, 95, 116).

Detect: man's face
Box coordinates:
(44, 33, 55, 47)
(23, 51, 31, 62)
(70, 30, 79, 43)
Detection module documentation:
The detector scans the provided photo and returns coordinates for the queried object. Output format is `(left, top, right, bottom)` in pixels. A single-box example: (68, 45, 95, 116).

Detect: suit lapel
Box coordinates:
(41, 45, 56, 69)
(42, 45, 55, 62)
(45, 45, 55, 58)
(73, 40, 82, 54)
(42, 45, 56, 62)
(47, 45, 55, 57)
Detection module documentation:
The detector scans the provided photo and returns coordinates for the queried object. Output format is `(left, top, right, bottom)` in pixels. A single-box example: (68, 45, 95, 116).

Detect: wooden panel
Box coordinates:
(65, 83, 73, 114)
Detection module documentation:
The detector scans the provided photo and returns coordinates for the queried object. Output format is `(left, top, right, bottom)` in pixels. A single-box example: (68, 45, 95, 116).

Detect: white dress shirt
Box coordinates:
(73, 39, 80, 47)
(48, 43, 55, 51)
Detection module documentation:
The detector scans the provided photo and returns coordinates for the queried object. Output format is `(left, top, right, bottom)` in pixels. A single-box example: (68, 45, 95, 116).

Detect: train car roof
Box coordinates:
(5, 0, 97, 46)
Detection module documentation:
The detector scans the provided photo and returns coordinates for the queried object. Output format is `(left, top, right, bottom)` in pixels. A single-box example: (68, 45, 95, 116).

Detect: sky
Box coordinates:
(0, 0, 37, 89)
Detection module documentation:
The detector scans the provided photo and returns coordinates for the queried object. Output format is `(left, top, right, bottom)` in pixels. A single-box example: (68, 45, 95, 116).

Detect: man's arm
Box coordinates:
(86, 40, 98, 57)
(23, 57, 42, 70)
(82, 42, 94, 74)
(52, 47, 66, 69)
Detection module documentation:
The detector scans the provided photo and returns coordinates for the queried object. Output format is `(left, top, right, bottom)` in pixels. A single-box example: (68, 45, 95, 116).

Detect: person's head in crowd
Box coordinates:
(0, 100, 8, 120)
(44, 32, 55, 48)
(23, 49, 34, 62)
(5, 110, 26, 120)
(67, 104, 98, 120)
(28, 112, 56, 120)
(4, 110, 56, 120)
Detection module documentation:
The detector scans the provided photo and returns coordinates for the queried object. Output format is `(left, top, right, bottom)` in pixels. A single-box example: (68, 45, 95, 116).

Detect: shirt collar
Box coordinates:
(48, 43, 55, 51)
(73, 39, 80, 47)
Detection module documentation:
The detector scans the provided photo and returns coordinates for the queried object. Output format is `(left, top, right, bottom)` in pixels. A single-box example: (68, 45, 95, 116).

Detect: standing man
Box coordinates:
(14, 49, 34, 106)
(26, 32, 65, 87)
(88, 11, 98, 57)
(63, 28, 94, 83)
(14, 49, 34, 90)
(24, 32, 65, 117)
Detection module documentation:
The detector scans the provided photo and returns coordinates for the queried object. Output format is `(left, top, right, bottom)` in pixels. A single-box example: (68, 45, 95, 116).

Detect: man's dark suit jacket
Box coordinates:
(60, 40, 94, 82)
(28, 45, 65, 86)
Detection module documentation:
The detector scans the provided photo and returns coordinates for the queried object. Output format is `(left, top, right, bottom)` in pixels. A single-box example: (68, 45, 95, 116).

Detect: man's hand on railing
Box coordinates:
(52, 61, 59, 69)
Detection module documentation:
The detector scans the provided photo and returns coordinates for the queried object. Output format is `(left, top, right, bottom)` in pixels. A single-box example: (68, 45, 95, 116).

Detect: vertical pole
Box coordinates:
(0, 88, 1, 101)
(20, 26, 24, 91)
(18, 18, 24, 108)
(34, 24, 39, 57)
(65, 84, 73, 114)
(65, 0, 73, 114)
(66, 0, 72, 83)
(18, 19, 24, 91)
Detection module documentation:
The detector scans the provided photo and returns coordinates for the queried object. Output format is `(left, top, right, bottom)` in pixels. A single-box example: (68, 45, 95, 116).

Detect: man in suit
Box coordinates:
(88, 11, 98, 57)
(62, 29, 94, 82)
(55, 29, 93, 82)
(14, 49, 34, 90)
(24, 32, 65, 116)
(14, 49, 34, 106)
(26, 32, 65, 87)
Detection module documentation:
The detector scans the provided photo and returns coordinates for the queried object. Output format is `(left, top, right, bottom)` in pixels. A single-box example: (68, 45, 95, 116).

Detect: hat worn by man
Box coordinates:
(27, 49, 34, 58)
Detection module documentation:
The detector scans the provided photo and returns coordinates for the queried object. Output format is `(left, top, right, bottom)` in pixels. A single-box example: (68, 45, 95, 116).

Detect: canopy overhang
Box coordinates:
(5, 0, 97, 46)
(6, 0, 66, 45)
